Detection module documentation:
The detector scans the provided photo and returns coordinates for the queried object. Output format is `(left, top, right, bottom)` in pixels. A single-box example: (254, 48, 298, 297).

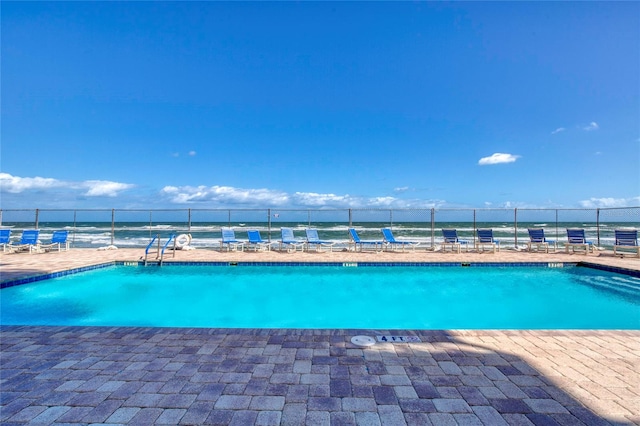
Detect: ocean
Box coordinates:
(1, 221, 637, 250)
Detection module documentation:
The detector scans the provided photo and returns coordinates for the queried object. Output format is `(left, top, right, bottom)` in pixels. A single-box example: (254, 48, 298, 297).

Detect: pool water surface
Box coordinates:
(1, 265, 638, 329)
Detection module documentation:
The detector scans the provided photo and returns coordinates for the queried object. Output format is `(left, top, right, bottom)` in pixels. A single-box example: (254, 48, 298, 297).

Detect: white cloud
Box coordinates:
(368, 196, 399, 207)
(394, 186, 410, 193)
(579, 196, 640, 208)
(160, 184, 446, 208)
(0, 173, 64, 193)
(292, 192, 353, 207)
(0, 173, 134, 197)
(161, 185, 289, 205)
(497, 200, 548, 208)
(171, 151, 196, 157)
(549, 121, 600, 135)
(81, 180, 135, 197)
(478, 153, 521, 166)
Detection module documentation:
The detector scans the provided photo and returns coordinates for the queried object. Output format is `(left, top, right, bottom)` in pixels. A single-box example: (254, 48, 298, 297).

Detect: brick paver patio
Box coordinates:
(1, 249, 639, 425)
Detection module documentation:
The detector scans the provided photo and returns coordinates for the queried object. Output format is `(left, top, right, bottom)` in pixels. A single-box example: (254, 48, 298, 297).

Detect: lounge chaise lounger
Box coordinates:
(8, 229, 41, 254)
(348, 228, 383, 252)
(475, 228, 500, 253)
(220, 228, 245, 252)
(0, 229, 11, 252)
(246, 230, 273, 252)
(441, 229, 468, 253)
(613, 229, 639, 258)
(41, 230, 70, 252)
(381, 228, 420, 252)
(565, 228, 595, 255)
(305, 229, 337, 252)
(527, 228, 556, 253)
(280, 228, 305, 252)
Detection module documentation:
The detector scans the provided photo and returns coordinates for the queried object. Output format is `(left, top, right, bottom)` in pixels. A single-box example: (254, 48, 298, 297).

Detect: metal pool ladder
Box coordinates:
(144, 234, 176, 266)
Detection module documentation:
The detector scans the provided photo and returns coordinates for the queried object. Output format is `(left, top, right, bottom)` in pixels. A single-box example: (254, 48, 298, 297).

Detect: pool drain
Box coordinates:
(351, 335, 376, 347)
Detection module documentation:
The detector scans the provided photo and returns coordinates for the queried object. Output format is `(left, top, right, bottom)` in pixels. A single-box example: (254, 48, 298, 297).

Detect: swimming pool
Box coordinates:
(1, 264, 638, 329)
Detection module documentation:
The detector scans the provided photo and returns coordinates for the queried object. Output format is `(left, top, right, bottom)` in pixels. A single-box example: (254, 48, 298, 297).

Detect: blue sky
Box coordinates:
(2, 1, 639, 210)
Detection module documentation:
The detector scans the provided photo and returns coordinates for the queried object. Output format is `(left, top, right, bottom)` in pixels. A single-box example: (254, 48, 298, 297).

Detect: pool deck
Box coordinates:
(1, 249, 639, 425)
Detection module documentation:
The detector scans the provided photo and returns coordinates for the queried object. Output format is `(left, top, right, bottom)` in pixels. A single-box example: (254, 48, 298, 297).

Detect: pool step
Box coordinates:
(577, 275, 640, 298)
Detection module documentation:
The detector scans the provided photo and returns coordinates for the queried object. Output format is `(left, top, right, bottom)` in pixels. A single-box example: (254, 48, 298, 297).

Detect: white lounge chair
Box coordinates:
(527, 228, 556, 253)
(8, 229, 41, 254)
(220, 228, 244, 252)
(441, 229, 468, 253)
(613, 229, 639, 258)
(381, 228, 420, 252)
(348, 228, 383, 252)
(565, 228, 595, 255)
(0, 229, 11, 252)
(247, 230, 273, 252)
(279, 228, 305, 252)
(475, 229, 500, 253)
(305, 229, 336, 252)
(41, 230, 70, 252)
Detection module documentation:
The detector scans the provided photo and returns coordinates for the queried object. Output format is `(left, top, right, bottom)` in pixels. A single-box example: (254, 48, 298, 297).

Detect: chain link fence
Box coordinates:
(0, 207, 638, 249)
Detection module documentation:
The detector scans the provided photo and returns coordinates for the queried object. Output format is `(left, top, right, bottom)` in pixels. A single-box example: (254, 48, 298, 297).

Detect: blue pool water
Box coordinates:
(1, 265, 638, 329)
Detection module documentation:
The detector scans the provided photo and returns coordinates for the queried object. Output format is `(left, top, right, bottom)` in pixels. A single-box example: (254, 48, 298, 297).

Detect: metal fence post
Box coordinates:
(596, 208, 600, 245)
(431, 208, 435, 249)
(111, 209, 115, 246)
(473, 209, 476, 246)
(35, 208, 40, 229)
(73, 210, 77, 247)
(514, 208, 518, 247)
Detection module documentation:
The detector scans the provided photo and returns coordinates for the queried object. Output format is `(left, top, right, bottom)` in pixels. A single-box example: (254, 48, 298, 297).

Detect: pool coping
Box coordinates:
(2, 324, 639, 337)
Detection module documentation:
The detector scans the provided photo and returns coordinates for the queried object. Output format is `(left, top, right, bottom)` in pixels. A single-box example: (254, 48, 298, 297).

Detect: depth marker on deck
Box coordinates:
(376, 335, 421, 343)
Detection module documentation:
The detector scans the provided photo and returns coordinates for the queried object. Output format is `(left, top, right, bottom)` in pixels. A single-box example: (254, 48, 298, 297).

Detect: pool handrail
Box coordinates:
(160, 234, 176, 265)
(144, 234, 159, 265)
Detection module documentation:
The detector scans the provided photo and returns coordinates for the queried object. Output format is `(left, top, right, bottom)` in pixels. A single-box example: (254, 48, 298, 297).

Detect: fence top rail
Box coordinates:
(0, 207, 638, 213)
